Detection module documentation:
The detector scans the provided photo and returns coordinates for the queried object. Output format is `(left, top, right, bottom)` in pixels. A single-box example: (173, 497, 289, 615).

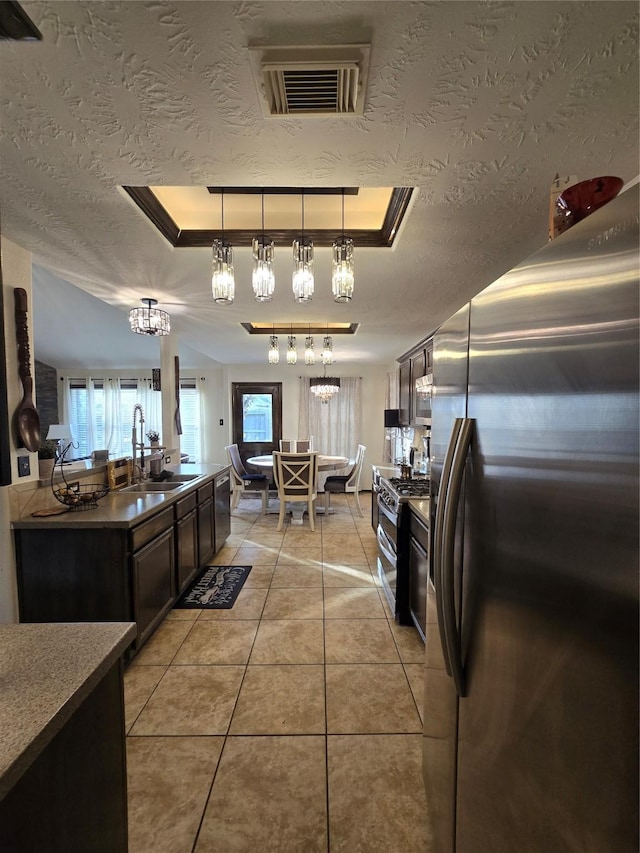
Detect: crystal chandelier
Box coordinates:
(321, 335, 334, 365)
(129, 298, 170, 336)
(304, 335, 315, 365)
(212, 188, 235, 305)
(286, 335, 297, 365)
(293, 190, 314, 302)
(268, 334, 279, 364)
(252, 193, 275, 302)
(332, 189, 354, 302)
(310, 375, 341, 404)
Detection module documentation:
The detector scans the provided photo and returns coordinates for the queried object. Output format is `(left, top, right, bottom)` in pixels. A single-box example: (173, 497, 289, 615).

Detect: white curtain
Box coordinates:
(299, 376, 361, 490)
(104, 378, 123, 457)
(137, 379, 163, 441)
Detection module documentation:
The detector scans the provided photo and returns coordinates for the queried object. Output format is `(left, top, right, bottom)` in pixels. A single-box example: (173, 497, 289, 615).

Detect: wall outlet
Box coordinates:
(18, 455, 30, 477)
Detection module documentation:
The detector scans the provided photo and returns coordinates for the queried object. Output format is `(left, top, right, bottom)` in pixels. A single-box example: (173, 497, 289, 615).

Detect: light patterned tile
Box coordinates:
(130, 665, 245, 735)
(323, 587, 387, 619)
(249, 620, 324, 664)
(130, 621, 194, 666)
(172, 621, 259, 665)
(389, 621, 426, 664)
(124, 664, 166, 732)
(262, 587, 324, 620)
(403, 663, 424, 722)
(327, 734, 430, 853)
(229, 665, 325, 734)
(127, 736, 223, 853)
(325, 619, 400, 664)
(195, 736, 327, 852)
(326, 664, 422, 734)
(322, 564, 376, 587)
(271, 564, 324, 587)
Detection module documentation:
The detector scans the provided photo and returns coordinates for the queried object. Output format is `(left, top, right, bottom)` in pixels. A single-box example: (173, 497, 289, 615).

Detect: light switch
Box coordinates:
(18, 455, 30, 477)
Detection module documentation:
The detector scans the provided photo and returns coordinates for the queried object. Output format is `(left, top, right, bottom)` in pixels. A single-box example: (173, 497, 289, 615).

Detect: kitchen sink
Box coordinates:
(118, 482, 183, 493)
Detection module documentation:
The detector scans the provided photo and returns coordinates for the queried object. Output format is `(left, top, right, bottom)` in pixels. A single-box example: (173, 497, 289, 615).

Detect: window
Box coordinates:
(65, 377, 202, 462)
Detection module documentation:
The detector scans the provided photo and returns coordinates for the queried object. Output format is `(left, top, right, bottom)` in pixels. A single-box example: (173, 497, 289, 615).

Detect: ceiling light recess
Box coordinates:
(249, 44, 371, 117)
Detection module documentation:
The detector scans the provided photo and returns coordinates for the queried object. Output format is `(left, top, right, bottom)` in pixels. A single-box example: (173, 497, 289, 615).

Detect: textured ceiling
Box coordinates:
(1, 1, 638, 369)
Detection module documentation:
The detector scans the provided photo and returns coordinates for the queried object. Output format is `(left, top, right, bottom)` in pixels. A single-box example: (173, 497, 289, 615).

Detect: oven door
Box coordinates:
(377, 497, 399, 615)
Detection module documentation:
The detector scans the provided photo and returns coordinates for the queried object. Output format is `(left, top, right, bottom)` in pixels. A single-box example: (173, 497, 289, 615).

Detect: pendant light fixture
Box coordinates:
(268, 334, 280, 364)
(321, 334, 334, 365)
(212, 188, 235, 305)
(332, 188, 354, 302)
(304, 327, 315, 365)
(252, 192, 275, 302)
(292, 189, 314, 303)
(129, 298, 170, 336)
(310, 370, 340, 404)
(286, 327, 297, 364)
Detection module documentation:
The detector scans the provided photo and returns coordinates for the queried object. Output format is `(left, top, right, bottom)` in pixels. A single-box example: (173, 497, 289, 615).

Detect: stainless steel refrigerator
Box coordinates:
(423, 183, 639, 853)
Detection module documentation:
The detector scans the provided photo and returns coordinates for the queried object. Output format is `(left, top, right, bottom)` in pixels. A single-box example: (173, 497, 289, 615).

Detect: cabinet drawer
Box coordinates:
(131, 507, 174, 552)
(197, 481, 213, 502)
(410, 509, 429, 552)
(175, 491, 197, 519)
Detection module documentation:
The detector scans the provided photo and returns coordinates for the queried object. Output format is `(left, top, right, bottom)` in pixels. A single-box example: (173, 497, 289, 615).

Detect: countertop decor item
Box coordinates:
(51, 445, 109, 510)
(13, 288, 41, 452)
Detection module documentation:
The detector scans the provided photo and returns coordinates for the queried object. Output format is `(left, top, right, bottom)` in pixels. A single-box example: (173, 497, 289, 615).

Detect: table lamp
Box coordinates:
(46, 424, 74, 463)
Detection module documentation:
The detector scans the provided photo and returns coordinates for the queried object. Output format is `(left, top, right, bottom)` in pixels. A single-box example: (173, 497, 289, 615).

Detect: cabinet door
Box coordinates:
(410, 349, 427, 425)
(176, 509, 198, 594)
(409, 521, 429, 642)
(198, 497, 214, 566)
(132, 527, 175, 648)
(399, 360, 411, 426)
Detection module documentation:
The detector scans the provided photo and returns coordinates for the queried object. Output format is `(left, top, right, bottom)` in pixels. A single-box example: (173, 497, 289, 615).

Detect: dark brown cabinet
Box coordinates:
(15, 471, 231, 661)
(399, 360, 411, 426)
(398, 336, 434, 427)
(175, 493, 199, 594)
(409, 506, 429, 642)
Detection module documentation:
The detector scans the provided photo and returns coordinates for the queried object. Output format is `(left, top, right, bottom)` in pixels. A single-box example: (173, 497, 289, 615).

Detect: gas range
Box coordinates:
(378, 476, 430, 513)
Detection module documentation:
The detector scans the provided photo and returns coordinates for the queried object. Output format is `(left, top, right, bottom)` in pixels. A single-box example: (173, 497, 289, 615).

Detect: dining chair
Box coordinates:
(225, 444, 269, 513)
(272, 451, 319, 531)
(323, 444, 367, 516)
(279, 439, 311, 452)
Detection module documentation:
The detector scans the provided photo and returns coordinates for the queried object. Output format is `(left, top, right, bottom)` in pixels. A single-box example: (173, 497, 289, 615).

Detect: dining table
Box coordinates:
(246, 453, 349, 524)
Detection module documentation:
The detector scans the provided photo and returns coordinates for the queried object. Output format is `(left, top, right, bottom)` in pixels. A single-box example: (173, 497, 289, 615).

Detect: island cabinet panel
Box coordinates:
(132, 526, 175, 646)
(15, 528, 129, 624)
(0, 662, 127, 852)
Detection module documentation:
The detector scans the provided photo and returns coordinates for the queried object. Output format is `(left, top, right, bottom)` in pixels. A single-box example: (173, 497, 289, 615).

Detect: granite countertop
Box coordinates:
(0, 622, 136, 801)
(12, 462, 230, 529)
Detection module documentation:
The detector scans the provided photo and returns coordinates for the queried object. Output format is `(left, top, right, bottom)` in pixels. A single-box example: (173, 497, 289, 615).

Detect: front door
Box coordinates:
(231, 382, 282, 468)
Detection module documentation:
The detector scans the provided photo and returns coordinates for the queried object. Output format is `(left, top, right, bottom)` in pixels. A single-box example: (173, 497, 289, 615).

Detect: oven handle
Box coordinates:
(377, 495, 398, 526)
(433, 418, 462, 678)
(441, 417, 473, 698)
(377, 524, 397, 565)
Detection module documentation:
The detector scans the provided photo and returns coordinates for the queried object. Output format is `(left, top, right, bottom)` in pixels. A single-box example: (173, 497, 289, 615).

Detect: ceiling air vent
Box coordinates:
(249, 44, 370, 117)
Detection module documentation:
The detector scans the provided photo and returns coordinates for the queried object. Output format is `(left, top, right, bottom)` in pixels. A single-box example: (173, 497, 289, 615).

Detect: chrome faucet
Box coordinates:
(132, 404, 145, 476)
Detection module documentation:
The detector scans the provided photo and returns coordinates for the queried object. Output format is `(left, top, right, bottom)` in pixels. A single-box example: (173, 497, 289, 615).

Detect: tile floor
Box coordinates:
(124, 492, 431, 852)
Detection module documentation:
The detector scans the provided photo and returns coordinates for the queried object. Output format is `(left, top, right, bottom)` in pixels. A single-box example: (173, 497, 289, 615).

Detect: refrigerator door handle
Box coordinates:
(433, 417, 463, 677)
(441, 416, 473, 697)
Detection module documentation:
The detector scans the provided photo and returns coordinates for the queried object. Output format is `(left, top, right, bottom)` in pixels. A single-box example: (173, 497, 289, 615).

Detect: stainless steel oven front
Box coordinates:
(377, 496, 400, 616)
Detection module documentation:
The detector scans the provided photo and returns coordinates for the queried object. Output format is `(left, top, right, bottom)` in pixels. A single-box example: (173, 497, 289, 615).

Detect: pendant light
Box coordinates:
(286, 327, 297, 364)
(129, 298, 170, 336)
(212, 188, 235, 305)
(310, 370, 340, 404)
(321, 334, 334, 365)
(267, 333, 279, 364)
(332, 188, 354, 302)
(252, 192, 275, 302)
(304, 326, 315, 365)
(292, 189, 314, 303)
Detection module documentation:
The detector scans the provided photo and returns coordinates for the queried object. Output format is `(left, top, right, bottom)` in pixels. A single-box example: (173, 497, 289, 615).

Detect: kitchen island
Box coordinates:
(11, 463, 231, 661)
(0, 622, 135, 851)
